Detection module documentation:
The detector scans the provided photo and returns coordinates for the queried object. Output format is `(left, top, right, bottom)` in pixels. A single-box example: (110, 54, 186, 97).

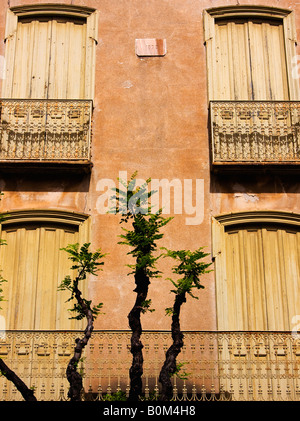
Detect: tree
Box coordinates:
(159, 248, 212, 401)
(58, 243, 106, 401)
(112, 172, 172, 400)
(0, 357, 37, 402)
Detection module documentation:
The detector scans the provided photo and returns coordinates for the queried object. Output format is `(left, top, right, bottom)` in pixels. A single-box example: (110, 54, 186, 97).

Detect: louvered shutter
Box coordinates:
(223, 225, 300, 330)
(7, 17, 87, 99)
(0, 223, 82, 330)
(214, 19, 289, 100)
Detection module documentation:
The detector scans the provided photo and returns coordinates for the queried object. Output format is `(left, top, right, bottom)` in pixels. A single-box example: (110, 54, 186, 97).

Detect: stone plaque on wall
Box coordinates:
(135, 39, 167, 57)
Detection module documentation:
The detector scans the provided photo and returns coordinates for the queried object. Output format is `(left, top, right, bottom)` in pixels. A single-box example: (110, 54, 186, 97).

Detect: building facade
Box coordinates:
(0, 0, 300, 400)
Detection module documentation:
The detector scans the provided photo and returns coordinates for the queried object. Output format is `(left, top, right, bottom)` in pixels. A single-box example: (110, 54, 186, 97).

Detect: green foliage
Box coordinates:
(119, 213, 172, 278)
(110, 171, 156, 221)
(140, 299, 155, 314)
(60, 242, 106, 276)
(165, 307, 174, 316)
(113, 172, 172, 281)
(102, 391, 127, 401)
(58, 243, 106, 320)
(172, 362, 191, 380)
(73, 357, 86, 377)
(162, 247, 212, 302)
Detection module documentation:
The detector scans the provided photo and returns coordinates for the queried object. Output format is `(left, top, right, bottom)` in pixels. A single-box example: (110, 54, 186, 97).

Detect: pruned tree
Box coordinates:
(159, 248, 212, 401)
(0, 357, 37, 402)
(112, 172, 172, 401)
(58, 243, 106, 401)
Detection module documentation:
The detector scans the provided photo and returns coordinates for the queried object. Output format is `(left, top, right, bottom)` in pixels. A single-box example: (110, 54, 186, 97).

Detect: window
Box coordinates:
(0, 210, 90, 330)
(212, 212, 300, 330)
(3, 5, 98, 99)
(206, 7, 300, 165)
(214, 18, 288, 100)
(204, 6, 299, 101)
(0, 5, 96, 165)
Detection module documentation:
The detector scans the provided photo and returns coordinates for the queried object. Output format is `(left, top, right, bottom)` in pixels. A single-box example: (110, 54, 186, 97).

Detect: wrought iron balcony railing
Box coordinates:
(0, 99, 92, 164)
(210, 101, 300, 166)
(0, 330, 300, 401)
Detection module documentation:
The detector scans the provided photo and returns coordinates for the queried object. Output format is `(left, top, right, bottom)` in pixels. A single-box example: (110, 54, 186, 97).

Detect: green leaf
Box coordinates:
(59, 243, 106, 321)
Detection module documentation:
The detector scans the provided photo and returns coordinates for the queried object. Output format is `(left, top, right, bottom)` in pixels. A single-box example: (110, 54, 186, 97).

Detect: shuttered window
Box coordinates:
(3, 6, 98, 99)
(223, 224, 300, 331)
(0, 223, 82, 330)
(204, 8, 299, 101)
(9, 17, 87, 99)
(214, 18, 289, 100)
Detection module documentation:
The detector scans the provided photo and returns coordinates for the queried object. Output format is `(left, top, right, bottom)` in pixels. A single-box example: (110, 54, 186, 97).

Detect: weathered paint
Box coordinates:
(0, 0, 299, 332)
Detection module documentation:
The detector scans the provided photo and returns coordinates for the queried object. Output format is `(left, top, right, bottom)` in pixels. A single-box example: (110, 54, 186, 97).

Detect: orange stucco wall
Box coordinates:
(0, 0, 299, 332)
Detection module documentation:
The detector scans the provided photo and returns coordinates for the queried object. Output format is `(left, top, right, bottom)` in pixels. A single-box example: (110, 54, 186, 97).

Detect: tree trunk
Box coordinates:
(127, 268, 150, 401)
(66, 288, 94, 401)
(159, 293, 186, 401)
(0, 358, 37, 401)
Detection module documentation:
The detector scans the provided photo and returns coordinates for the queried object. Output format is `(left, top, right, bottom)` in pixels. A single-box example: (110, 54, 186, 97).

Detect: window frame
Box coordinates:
(212, 211, 300, 330)
(0, 209, 90, 330)
(203, 6, 299, 102)
(3, 4, 98, 100)
(0, 208, 90, 241)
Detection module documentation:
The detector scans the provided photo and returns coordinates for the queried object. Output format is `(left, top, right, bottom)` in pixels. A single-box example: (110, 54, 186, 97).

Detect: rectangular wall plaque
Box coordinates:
(135, 39, 167, 57)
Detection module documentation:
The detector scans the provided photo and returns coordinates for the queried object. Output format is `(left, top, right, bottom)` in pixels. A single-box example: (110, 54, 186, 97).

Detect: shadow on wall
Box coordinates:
(210, 172, 300, 195)
(0, 172, 91, 193)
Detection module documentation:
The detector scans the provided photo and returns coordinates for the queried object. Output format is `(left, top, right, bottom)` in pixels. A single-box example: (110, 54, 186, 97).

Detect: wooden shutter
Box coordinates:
(47, 19, 87, 99)
(11, 19, 51, 98)
(214, 19, 289, 100)
(0, 223, 82, 330)
(222, 225, 300, 331)
(9, 17, 87, 99)
(215, 20, 252, 100)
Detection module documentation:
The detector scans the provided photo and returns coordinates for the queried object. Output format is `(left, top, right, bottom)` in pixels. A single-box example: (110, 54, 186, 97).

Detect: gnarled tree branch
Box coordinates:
(127, 268, 150, 401)
(0, 358, 37, 401)
(159, 293, 185, 401)
(59, 243, 105, 401)
(66, 287, 94, 401)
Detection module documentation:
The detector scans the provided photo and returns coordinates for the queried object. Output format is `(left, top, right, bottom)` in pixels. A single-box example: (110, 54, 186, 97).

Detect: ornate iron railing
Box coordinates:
(0, 330, 300, 401)
(210, 101, 300, 165)
(0, 99, 92, 162)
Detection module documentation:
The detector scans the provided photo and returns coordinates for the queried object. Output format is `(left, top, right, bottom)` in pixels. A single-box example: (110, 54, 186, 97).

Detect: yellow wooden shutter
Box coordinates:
(1, 226, 40, 329)
(215, 20, 252, 100)
(214, 19, 289, 100)
(248, 20, 289, 100)
(11, 19, 52, 99)
(47, 19, 87, 99)
(223, 225, 300, 331)
(0, 223, 81, 330)
(10, 17, 87, 99)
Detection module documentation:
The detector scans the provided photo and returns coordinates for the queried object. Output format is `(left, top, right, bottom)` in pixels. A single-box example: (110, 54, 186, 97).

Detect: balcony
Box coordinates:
(0, 330, 300, 401)
(210, 101, 300, 170)
(0, 99, 93, 172)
